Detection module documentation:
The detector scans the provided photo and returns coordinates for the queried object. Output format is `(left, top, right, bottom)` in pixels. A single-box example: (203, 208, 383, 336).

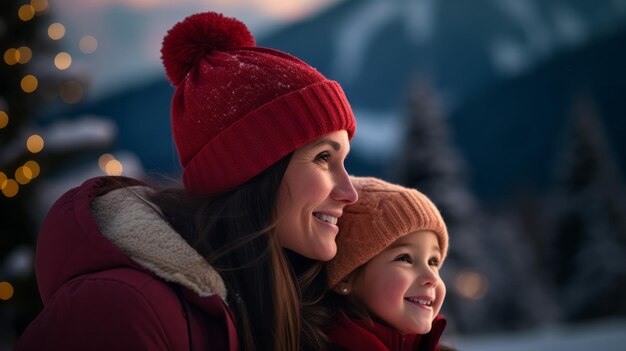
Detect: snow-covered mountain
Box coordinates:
(262, 0, 626, 202)
(263, 0, 626, 111)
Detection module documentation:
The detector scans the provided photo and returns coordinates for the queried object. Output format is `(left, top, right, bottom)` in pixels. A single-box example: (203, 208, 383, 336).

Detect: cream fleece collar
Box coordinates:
(92, 186, 227, 301)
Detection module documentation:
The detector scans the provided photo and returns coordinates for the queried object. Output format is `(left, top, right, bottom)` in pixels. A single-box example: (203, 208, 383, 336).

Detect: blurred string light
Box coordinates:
(0, 111, 8, 128)
(4, 47, 32, 65)
(54, 52, 71, 70)
(21, 74, 38, 93)
(31, 0, 49, 13)
(24, 160, 40, 178)
(4, 48, 19, 65)
(1, 0, 91, 198)
(14, 161, 40, 185)
(17, 0, 48, 22)
(0, 160, 41, 198)
(48, 23, 65, 40)
(18, 4, 35, 22)
(454, 270, 489, 300)
(0, 281, 14, 301)
(1, 178, 19, 198)
(17, 46, 32, 64)
(99, 154, 124, 176)
(26, 134, 44, 153)
(79, 35, 98, 54)
(15, 166, 31, 185)
(0, 134, 45, 197)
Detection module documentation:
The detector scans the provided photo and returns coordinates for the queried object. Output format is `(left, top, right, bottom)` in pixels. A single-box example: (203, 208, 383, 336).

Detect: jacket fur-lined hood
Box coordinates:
(23, 176, 240, 351)
(92, 185, 227, 300)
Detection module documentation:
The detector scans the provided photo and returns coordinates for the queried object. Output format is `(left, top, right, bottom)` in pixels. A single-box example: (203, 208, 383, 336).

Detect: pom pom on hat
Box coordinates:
(161, 12, 255, 86)
(160, 12, 356, 195)
(327, 177, 449, 288)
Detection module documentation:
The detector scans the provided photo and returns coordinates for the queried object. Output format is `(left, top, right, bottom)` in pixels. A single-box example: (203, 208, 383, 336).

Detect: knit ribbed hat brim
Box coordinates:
(327, 177, 448, 288)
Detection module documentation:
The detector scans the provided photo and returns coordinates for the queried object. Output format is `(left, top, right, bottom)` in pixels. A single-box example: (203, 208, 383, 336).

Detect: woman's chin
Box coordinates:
(304, 244, 337, 262)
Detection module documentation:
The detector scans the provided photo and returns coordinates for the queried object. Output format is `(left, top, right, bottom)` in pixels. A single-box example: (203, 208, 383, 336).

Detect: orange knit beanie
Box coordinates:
(327, 177, 449, 288)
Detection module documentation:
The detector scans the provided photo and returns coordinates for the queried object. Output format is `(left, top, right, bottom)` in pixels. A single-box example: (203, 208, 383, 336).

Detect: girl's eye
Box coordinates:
(428, 257, 441, 267)
(394, 254, 412, 264)
(315, 151, 331, 163)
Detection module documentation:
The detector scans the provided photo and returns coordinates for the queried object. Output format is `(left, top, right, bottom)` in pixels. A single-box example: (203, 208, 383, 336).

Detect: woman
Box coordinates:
(15, 12, 357, 351)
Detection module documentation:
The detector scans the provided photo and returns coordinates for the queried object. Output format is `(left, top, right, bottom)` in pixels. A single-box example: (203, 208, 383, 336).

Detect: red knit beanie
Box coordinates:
(327, 177, 449, 288)
(161, 12, 356, 194)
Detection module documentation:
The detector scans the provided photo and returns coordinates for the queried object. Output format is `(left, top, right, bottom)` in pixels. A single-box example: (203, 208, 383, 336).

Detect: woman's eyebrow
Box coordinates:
(309, 139, 341, 151)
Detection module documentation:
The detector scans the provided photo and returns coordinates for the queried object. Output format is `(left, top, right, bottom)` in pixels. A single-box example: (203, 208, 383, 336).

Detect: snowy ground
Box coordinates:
(445, 318, 626, 351)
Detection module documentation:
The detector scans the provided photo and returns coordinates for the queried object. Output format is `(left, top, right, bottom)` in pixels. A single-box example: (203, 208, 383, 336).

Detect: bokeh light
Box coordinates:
(48, 23, 65, 40)
(15, 167, 31, 185)
(2, 179, 19, 197)
(79, 35, 98, 54)
(23, 161, 40, 179)
(0, 172, 6, 187)
(54, 52, 72, 70)
(17, 46, 32, 64)
(0, 111, 8, 129)
(21, 75, 38, 93)
(98, 153, 114, 172)
(4, 48, 19, 65)
(455, 270, 489, 300)
(26, 134, 44, 153)
(31, 0, 49, 13)
(105, 159, 123, 176)
(0, 281, 14, 300)
(59, 81, 83, 104)
(18, 5, 35, 21)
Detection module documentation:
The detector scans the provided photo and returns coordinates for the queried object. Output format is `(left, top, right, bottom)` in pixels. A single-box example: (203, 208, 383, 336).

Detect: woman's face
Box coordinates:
(351, 231, 446, 334)
(275, 130, 358, 261)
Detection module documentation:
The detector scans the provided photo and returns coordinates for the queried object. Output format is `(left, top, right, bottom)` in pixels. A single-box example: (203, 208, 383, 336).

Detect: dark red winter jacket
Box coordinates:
(327, 314, 447, 351)
(15, 177, 239, 351)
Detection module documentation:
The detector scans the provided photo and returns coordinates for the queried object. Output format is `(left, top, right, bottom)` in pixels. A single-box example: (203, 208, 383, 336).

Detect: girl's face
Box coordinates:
(275, 130, 358, 261)
(351, 231, 446, 334)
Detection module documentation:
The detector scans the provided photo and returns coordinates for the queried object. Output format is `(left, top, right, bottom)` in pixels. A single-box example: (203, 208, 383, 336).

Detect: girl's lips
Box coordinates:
(404, 296, 434, 310)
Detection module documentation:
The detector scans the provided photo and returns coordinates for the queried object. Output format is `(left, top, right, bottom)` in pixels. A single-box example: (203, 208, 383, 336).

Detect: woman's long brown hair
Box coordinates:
(148, 154, 316, 350)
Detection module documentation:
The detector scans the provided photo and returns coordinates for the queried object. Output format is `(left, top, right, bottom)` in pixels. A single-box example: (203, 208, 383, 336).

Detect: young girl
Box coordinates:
(324, 176, 451, 350)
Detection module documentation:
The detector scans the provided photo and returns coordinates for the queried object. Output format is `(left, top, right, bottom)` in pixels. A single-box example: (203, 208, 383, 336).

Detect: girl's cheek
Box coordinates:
(375, 272, 407, 299)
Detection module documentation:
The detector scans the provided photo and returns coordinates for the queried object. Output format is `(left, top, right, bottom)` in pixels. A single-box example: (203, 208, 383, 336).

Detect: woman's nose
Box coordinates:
(332, 169, 358, 205)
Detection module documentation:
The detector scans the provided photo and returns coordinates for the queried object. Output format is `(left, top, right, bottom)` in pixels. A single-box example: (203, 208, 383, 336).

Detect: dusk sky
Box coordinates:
(50, 0, 343, 98)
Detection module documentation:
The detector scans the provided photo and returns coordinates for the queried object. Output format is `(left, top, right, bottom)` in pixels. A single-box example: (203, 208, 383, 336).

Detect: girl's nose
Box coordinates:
(417, 266, 440, 287)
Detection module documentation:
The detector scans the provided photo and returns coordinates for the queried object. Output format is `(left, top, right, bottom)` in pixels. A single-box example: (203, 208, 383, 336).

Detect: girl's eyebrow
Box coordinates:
(385, 242, 415, 253)
(387, 241, 441, 254)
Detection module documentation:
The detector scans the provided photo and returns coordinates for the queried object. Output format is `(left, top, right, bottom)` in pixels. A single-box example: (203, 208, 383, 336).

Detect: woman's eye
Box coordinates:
(315, 151, 331, 163)
(395, 254, 412, 263)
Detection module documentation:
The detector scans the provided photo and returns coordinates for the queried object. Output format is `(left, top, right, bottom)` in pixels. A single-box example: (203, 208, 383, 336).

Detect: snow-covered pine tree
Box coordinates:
(1, 2, 48, 345)
(395, 80, 494, 333)
(1, 2, 115, 346)
(396, 79, 558, 333)
(549, 95, 626, 322)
